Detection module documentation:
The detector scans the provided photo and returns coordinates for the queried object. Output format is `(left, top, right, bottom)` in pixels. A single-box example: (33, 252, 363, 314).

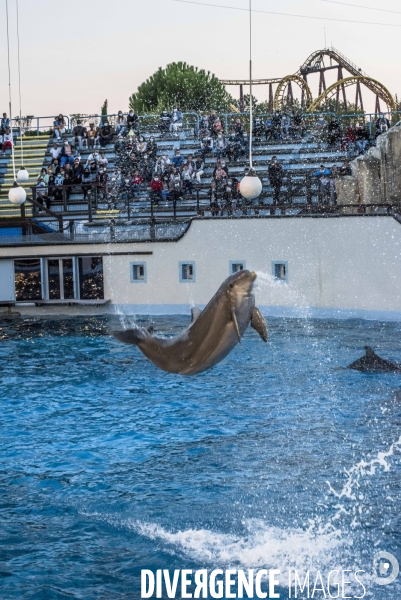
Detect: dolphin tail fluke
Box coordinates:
(112, 326, 149, 346)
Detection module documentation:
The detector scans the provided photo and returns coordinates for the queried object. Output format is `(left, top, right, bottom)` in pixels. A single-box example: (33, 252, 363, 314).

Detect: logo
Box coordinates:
(374, 551, 399, 586)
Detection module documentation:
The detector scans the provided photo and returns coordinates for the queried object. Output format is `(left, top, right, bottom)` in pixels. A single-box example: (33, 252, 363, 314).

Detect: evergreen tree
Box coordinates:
(129, 62, 232, 114)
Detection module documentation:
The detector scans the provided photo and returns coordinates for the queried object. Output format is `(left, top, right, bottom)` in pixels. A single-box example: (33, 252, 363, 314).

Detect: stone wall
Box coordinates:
(337, 121, 401, 205)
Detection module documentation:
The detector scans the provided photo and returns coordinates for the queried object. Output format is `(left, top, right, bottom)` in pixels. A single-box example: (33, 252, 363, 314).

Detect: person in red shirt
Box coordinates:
(150, 175, 163, 204)
(132, 170, 143, 197)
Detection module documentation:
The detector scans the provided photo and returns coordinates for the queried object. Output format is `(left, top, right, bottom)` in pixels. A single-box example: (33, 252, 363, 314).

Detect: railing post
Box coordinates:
(62, 186, 67, 213)
(306, 174, 312, 204)
(37, 117, 40, 136)
(196, 188, 200, 214)
(32, 187, 37, 215)
(87, 189, 93, 222)
(173, 198, 177, 220)
(110, 218, 116, 242)
(150, 195, 154, 218)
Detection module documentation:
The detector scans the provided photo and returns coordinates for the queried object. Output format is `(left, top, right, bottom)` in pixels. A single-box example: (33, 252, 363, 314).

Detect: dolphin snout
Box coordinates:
(250, 271, 257, 280)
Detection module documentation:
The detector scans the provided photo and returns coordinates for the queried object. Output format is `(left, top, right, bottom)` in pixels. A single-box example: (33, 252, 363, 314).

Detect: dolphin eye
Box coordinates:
(229, 283, 234, 289)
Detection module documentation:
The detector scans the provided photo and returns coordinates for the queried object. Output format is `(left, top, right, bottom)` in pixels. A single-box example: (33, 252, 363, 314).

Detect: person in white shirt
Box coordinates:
(50, 143, 61, 161)
(3, 128, 13, 152)
(86, 151, 101, 166)
(98, 152, 108, 169)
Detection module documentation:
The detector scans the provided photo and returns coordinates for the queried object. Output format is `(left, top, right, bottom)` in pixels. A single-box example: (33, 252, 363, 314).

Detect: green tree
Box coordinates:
(101, 99, 108, 116)
(129, 62, 233, 114)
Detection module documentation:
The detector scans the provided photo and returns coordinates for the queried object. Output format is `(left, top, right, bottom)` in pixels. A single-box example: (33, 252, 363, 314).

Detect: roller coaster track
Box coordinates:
(220, 46, 395, 111)
(308, 76, 395, 112)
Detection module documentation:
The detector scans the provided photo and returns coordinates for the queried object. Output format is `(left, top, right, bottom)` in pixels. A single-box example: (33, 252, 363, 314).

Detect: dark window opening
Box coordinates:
(78, 257, 104, 299)
(15, 259, 42, 301)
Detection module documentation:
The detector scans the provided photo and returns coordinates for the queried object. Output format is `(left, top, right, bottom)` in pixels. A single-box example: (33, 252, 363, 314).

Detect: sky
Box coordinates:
(1, 0, 400, 119)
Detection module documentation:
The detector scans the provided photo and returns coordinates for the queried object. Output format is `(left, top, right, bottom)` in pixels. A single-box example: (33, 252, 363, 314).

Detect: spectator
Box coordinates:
(170, 107, 183, 134)
(200, 135, 213, 161)
(73, 120, 87, 149)
(60, 140, 74, 167)
(99, 120, 113, 147)
(3, 128, 13, 152)
(136, 135, 147, 157)
(268, 156, 283, 204)
(375, 114, 390, 137)
(54, 172, 65, 200)
(253, 116, 264, 139)
(0, 132, 3, 155)
(212, 117, 223, 138)
(98, 151, 108, 169)
(63, 172, 73, 200)
(241, 132, 249, 157)
(271, 112, 281, 139)
(36, 178, 50, 210)
(154, 156, 165, 177)
(86, 150, 101, 166)
(96, 166, 109, 197)
(37, 167, 49, 185)
(355, 123, 370, 155)
(87, 123, 99, 149)
(50, 158, 61, 175)
(292, 111, 304, 138)
(115, 111, 127, 137)
(220, 160, 229, 177)
(172, 149, 184, 169)
(214, 133, 226, 159)
(161, 175, 170, 202)
(313, 164, 331, 201)
(53, 114, 66, 140)
(50, 142, 61, 161)
(281, 113, 291, 140)
(234, 118, 243, 136)
(140, 155, 153, 182)
(1, 112, 10, 133)
(329, 165, 339, 204)
(71, 158, 84, 184)
(88, 160, 98, 182)
(150, 175, 163, 204)
(169, 172, 182, 203)
(132, 171, 143, 197)
(314, 117, 328, 142)
(159, 109, 171, 134)
(193, 154, 204, 184)
(147, 136, 158, 160)
(199, 114, 210, 136)
(225, 132, 241, 162)
(264, 116, 274, 141)
(47, 175, 56, 203)
(181, 165, 193, 195)
(127, 109, 139, 133)
(81, 168, 92, 199)
(339, 160, 352, 176)
(328, 117, 341, 146)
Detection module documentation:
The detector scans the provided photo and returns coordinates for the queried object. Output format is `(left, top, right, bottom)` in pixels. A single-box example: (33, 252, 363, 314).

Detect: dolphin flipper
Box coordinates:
(112, 326, 149, 346)
(251, 307, 268, 342)
(191, 307, 202, 323)
(231, 308, 242, 343)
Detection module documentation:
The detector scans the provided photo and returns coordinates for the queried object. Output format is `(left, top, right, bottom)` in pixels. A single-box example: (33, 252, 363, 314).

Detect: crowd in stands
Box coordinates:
(30, 108, 395, 211)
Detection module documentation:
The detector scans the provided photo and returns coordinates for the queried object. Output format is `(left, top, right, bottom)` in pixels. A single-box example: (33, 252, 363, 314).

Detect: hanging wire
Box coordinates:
(16, 0, 24, 165)
(249, 0, 253, 170)
(5, 0, 16, 181)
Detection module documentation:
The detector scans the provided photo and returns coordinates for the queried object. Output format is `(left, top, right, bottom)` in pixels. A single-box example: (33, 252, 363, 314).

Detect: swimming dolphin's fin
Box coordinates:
(112, 326, 149, 346)
(190, 307, 202, 323)
(251, 307, 268, 342)
(231, 308, 241, 343)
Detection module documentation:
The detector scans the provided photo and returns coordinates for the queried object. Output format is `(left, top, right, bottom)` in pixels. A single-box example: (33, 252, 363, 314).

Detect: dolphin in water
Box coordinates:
(347, 346, 401, 373)
(112, 270, 268, 375)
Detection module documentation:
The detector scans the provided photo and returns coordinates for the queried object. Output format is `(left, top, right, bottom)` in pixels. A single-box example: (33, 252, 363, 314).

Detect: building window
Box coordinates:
(14, 259, 42, 301)
(130, 262, 147, 283)
(230, 261, 246, 274)
(47, 258, 74, 300)
(78, 257, 104, 299)
(179, 261, 196, 283)
(272, 261, 288, 283)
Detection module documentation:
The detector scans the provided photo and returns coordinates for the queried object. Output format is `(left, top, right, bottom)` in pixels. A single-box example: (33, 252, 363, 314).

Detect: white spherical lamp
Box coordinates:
(239, 169, 263, 200)
(9, 181, 27, 205)
(17, 166, 29, 183)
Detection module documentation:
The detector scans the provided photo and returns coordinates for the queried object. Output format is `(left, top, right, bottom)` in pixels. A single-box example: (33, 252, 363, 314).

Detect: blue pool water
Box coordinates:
(0, 315, 400, 599)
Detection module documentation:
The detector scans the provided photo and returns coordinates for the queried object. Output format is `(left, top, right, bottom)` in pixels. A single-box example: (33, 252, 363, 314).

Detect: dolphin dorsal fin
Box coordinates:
(365, 346, 377, 359)
(190, 307, 202, 323)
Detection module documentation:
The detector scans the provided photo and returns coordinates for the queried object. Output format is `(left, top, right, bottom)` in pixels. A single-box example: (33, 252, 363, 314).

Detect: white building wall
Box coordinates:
(1, 216, 401, 318)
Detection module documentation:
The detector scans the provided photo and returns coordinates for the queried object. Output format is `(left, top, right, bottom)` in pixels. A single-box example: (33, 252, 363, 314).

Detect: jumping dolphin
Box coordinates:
(347, 346, 401, 373)
(112, 270, 268, 375)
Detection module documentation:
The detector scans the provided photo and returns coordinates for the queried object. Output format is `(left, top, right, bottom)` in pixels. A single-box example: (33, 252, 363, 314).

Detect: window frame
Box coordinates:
(179, 261, 196, 283)
(130, 261, 147, 283)
(229, 261, 246, 275)
(272, 260, 289, 283)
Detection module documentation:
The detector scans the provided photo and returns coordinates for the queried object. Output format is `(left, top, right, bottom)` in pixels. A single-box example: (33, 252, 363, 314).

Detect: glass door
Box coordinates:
(47, 258, 75, 300)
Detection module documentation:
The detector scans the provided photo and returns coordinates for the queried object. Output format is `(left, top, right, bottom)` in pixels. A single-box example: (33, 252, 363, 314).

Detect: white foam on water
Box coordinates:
(254, 271, 312, 319)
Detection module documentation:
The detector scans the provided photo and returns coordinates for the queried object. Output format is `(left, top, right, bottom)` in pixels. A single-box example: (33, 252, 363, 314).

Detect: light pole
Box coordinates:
(239, 0, 262, 201)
